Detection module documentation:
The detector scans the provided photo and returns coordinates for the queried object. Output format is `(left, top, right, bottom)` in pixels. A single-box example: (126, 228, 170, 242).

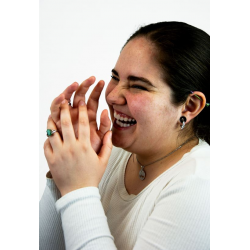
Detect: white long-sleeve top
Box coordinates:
(39, 139, 210, 250)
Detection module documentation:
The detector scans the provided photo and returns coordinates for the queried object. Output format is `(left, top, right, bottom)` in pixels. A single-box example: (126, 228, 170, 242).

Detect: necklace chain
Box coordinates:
(136, 136, 196, 180)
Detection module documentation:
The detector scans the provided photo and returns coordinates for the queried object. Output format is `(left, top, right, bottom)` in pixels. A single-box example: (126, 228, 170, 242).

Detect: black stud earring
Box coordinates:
(180, 116, 187, 130)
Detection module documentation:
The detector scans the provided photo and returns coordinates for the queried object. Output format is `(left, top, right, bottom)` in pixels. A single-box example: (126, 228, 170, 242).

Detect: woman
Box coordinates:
(40, 21, 210, 250)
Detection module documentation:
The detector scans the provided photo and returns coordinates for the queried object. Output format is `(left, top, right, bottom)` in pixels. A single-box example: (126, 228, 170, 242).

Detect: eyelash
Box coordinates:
(111, 75, 119, 81)
(131, 85, 147, 91)
(110, 75, 147, 91)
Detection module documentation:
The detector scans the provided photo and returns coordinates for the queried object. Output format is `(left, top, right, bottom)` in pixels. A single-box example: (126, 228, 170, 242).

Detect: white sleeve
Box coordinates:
(56, 187, 117, 250)
(134, 176, 210, 250)
(56, 177, 209, 250)
(39, 178, 66, 250)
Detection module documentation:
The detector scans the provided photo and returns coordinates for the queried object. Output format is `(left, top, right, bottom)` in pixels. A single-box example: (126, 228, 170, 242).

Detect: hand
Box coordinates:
(50, 76, 111, 153)
(44, 100, 113, 196)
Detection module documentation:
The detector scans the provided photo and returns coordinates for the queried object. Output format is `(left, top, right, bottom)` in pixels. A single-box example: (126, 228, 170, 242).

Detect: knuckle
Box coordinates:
(79, 117, 87, 126)
(49, 157, 56, 166)
(68, 149, 75, 157)
(61, 118, 71, 127)
(77, 92, 86, 98)
(50, 101, 56, 112)
(43, 139, 49, 150)
(81, 144, 88, 152)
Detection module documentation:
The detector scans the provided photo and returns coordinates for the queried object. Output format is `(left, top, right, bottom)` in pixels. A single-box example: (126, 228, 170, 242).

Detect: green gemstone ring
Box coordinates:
(46, 129, 58, 137)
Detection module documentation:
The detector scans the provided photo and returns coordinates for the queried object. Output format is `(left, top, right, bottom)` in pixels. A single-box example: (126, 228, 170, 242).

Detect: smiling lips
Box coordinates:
(114, 110, 137, 128)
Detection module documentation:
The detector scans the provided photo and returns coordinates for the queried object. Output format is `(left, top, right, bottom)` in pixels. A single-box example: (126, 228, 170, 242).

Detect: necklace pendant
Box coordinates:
(139, 166, 146, 181)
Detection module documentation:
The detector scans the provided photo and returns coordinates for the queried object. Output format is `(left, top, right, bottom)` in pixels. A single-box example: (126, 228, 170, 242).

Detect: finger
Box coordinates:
(60, 99, 76, 144)
(44, 138, 53, 160)
(73, 76, 96, 107)
(62, 82, 79, 101)
(99, 131, 113, 165)
(98, 109, 111, 139)
(78, 100, 90, 143)
(47, 115, 63, 150)
(87, 80, 105, 124)
(50, 93, 65, 125)
(50, 82, 79, 124)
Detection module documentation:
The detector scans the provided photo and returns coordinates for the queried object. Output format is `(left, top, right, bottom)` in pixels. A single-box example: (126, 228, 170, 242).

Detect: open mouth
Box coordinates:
(114, 110, 137, 128)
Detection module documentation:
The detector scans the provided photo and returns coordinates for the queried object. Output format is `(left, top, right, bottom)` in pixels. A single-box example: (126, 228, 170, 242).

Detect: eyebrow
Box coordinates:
(111, 69, 155, 88)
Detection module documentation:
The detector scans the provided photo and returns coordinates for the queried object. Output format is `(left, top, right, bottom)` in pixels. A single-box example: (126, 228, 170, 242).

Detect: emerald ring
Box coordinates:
(46, 129, 58, 137)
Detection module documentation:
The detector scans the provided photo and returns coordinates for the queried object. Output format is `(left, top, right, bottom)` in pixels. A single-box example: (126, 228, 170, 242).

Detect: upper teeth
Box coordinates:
(114, 111, 135, 122)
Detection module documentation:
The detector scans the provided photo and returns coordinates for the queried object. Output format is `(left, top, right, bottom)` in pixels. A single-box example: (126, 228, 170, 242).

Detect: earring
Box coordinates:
(180, 116, 187, 130)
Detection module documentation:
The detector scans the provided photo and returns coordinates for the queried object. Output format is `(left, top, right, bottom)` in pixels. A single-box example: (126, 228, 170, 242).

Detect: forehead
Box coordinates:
(115, 37, 161, 79)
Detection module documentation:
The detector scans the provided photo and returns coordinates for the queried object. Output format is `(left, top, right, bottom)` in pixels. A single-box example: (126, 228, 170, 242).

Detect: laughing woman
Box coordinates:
(40, 22, 210, 250)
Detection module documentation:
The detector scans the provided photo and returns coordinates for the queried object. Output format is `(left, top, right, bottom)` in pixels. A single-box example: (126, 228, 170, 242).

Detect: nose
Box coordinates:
(106, 82, 127, 106)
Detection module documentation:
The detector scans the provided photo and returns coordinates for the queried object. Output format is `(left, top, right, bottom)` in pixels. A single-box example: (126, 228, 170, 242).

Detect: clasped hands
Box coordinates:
(44, 76, 113, 196)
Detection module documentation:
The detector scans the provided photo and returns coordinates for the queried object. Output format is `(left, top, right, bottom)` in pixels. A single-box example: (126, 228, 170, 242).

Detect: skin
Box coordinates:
(44, 100, 112, 196)
(106, 37, 205, 164)
(105, 37, 206, 194)
(49, 76, 111, 154)
(44, 36, 206, 196)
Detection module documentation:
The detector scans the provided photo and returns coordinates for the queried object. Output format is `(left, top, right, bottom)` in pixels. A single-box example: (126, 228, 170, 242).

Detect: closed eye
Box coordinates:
(111, 75, 119, 81)
(131, 85, 147, 91)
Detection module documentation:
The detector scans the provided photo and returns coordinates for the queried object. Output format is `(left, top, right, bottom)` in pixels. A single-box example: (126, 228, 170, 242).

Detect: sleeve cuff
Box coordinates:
(55, 187, 100, 213)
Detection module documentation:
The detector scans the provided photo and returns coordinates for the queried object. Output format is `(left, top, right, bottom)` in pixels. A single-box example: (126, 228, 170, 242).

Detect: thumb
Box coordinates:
(98, 131, 113, 164)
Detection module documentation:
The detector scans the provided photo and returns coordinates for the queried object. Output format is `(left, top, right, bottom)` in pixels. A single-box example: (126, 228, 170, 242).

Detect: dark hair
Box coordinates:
(124, 22, 210, 144)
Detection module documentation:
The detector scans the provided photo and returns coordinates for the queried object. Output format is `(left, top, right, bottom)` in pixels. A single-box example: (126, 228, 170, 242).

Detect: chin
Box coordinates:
(111, 131, 130, 150)
(111, 133, 123, 148)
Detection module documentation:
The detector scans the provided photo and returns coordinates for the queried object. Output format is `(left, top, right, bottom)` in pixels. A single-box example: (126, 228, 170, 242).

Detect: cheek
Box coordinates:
(128, 94, 153, 120)
(129, 95, 176, 127)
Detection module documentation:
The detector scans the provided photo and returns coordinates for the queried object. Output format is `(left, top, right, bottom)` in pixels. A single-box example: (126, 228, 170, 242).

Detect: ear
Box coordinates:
(181, 91, 206, 123)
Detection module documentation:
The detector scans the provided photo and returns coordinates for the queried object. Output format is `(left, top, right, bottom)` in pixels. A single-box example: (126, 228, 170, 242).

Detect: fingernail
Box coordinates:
(61, 99, 66, 104)
(109, 131, 112, 139)
(79, 100, 85, 106)
(49, 114, 51, 118)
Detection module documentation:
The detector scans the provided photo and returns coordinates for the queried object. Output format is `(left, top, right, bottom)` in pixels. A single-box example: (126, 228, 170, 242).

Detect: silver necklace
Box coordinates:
(136, 136, 195, 180)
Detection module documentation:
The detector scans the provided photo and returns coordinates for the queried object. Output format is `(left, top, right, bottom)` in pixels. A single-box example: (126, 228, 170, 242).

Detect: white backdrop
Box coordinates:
(39, 0, 210, 199)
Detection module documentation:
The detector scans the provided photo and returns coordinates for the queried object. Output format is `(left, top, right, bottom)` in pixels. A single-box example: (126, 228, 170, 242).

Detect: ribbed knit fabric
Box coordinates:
(39, 178, 66, 250)
(40, 139, 210, 250)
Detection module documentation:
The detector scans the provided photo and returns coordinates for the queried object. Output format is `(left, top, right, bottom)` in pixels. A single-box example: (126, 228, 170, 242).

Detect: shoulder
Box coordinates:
(179, 139, 210, 178)
(147, 141, 210, 248)
(157, 139, 210, 203)
(136, 141, 210, 250)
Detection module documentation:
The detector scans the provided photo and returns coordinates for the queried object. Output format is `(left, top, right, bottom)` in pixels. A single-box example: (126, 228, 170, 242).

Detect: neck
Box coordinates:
(135, 135, 198, 167)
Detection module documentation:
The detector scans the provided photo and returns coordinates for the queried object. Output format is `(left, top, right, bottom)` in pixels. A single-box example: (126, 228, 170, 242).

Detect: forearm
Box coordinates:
(39, 177, 66, 250)
(56, 187, 117, 250)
